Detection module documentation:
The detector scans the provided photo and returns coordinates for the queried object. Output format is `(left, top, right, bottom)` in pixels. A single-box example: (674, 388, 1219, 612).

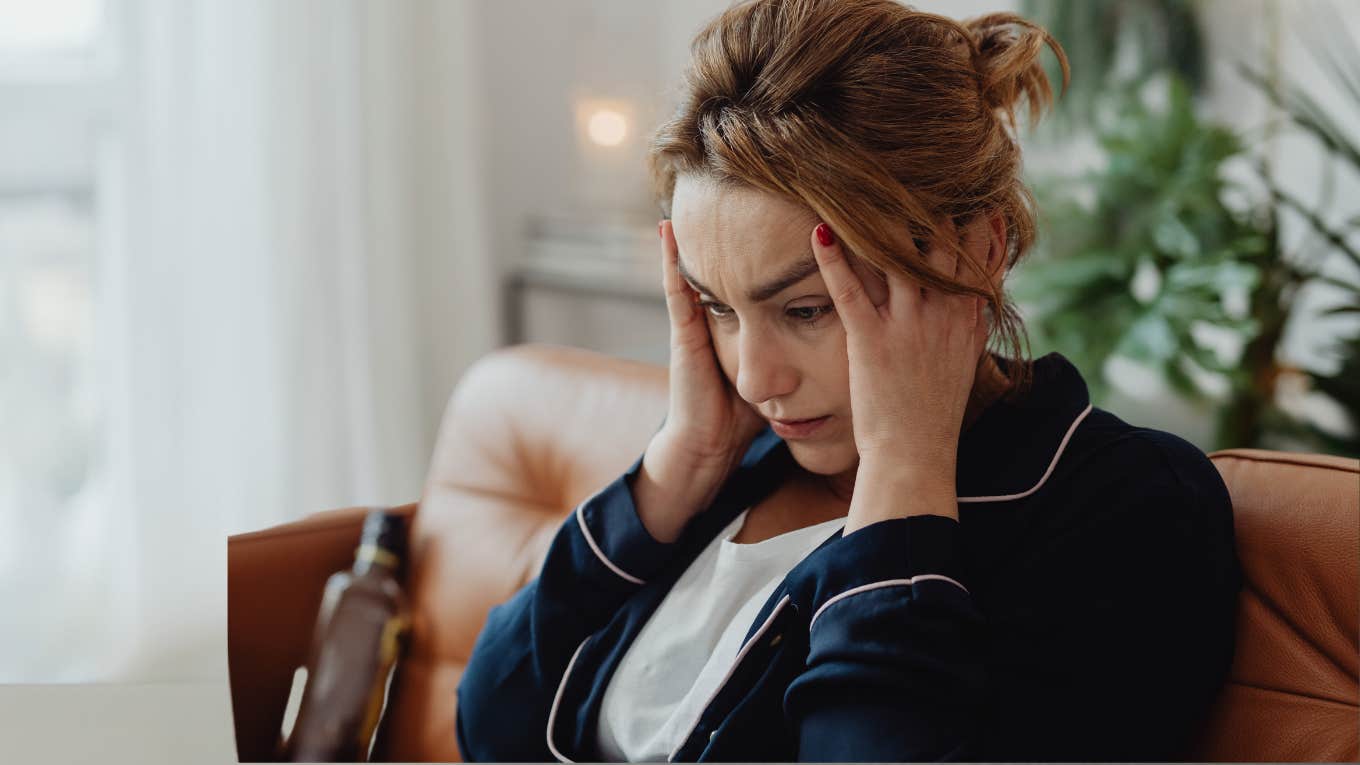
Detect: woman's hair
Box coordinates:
(648, 0, 1069, 398)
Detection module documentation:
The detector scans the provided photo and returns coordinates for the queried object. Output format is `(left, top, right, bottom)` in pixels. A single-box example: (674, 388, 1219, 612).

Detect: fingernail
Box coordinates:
(658, 222, 664, 239)
(815, 223, 835, 247)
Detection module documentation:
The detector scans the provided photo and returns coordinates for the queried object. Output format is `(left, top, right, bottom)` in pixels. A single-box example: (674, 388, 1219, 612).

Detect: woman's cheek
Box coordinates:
(820, 325, 852, 404)
(712, 334, 739, 386)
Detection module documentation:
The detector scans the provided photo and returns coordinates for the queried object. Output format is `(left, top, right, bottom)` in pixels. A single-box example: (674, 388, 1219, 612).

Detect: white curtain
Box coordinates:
(9, 0, 495, 682)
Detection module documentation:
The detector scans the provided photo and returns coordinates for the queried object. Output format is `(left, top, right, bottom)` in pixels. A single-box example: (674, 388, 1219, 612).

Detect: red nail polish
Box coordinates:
(815, 223, 835, 247)
(658, 222, 664, 239)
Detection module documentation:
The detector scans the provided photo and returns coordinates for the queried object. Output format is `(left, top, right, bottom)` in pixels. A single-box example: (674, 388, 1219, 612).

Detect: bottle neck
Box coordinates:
(353, 543, 400, 577)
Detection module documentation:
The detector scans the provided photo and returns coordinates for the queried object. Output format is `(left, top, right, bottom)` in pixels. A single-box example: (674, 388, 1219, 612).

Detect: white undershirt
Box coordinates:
(595, 507, 848, 762)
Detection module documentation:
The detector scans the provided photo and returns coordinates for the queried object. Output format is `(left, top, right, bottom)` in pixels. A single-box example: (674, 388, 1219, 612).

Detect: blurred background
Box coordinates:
(0, 0, 1355, 688)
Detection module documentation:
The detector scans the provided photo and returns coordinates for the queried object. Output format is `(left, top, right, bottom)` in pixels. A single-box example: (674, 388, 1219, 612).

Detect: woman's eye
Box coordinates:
(700, 301, 734, 319)
(699, 301, 833, 327)
(788, 305, 834, 325)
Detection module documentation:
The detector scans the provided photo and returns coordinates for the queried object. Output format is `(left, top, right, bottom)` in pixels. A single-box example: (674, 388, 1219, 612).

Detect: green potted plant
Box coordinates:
(1013, 76, 1275, 449)
(1234, 7, 1360, 456)
(1022, 0, 1206, 131)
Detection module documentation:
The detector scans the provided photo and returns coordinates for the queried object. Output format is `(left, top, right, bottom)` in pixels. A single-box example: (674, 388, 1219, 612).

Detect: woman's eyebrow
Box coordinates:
(676, 251, 821, 303)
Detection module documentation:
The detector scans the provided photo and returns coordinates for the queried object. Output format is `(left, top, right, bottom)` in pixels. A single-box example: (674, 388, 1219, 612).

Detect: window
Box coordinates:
(0, 0, 122, 681)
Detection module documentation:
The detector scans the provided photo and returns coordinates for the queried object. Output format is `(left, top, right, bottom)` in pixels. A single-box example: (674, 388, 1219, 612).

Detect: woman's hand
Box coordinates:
(654, 218, 768, 466)
(633, 220, 768, 543)
(811, 222, 990, 529)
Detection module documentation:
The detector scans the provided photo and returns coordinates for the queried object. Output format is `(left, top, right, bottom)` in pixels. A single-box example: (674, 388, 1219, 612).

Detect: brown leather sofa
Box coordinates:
(228, 344, 1360, 762)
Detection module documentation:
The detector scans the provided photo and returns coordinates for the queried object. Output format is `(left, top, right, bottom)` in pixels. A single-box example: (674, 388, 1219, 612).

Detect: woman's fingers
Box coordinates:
(884, 262, 917, 311)
(931, 231, 989, 350)
(923, 237, 954, 299)
(811, 220, 985, 347)
(660, 220, 705, 348)
(850, 257, 890, 309)
(881, 232, 928, 311)
(811, 223, 876, 331)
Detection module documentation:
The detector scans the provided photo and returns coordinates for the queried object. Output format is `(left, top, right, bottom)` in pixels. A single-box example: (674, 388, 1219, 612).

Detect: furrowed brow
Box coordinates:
(677, 251, 821, 303)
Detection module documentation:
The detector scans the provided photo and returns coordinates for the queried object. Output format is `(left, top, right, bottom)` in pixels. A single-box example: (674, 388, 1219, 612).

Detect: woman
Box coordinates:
(456, 0, 1242, 761)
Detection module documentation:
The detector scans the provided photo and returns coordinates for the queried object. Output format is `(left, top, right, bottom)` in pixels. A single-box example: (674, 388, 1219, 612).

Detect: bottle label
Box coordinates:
(357, 613, 409, 759)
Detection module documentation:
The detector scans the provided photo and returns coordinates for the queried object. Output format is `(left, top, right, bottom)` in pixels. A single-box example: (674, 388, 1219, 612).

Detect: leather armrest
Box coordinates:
(227, 502, 416, 762)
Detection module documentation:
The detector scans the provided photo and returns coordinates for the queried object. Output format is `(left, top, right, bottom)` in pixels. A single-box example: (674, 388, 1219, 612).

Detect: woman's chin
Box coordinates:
(786, 439, 858, 477)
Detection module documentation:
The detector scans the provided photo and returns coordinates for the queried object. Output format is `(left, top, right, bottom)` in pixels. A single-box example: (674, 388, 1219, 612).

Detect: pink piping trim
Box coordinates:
(576, 502, 646, 585)
(667, 594, 792, 762)
(546, 637, 590, 763)
(957, 403, 1093, 503)
(809, 575, 970, 631)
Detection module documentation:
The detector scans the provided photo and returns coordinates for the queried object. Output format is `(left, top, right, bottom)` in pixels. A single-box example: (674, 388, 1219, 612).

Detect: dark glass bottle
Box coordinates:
(284, 509, 410, 763)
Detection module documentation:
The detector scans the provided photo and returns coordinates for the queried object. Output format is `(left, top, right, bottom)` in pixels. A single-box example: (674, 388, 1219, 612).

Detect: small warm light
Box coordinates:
(587, 109, 628, 147)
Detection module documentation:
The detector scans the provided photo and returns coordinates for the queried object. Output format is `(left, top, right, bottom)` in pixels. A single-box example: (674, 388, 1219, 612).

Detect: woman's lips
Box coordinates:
(769, 415, 830, 439)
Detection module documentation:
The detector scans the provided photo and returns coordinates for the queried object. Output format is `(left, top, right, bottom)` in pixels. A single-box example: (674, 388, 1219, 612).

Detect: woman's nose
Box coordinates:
(734, 330, 798, 406)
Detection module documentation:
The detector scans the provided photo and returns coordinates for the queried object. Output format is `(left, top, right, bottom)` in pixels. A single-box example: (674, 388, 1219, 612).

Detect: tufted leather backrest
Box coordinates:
(370, 344, 1359, 762)
(1188, 450, 1359, 762)
(372, 345, 668, 762)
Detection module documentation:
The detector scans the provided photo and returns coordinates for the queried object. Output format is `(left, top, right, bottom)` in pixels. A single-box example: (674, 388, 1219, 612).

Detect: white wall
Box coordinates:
(474, 0, 1020, 255)
(410, 0, 501, 453)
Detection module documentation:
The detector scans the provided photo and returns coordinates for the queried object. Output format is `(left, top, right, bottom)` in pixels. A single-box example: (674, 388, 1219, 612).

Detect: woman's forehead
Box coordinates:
(672, 176, 816, 283)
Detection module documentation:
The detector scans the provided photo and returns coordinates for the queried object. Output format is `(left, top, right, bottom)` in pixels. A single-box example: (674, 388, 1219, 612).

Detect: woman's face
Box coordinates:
(670, 175, 860, 477)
